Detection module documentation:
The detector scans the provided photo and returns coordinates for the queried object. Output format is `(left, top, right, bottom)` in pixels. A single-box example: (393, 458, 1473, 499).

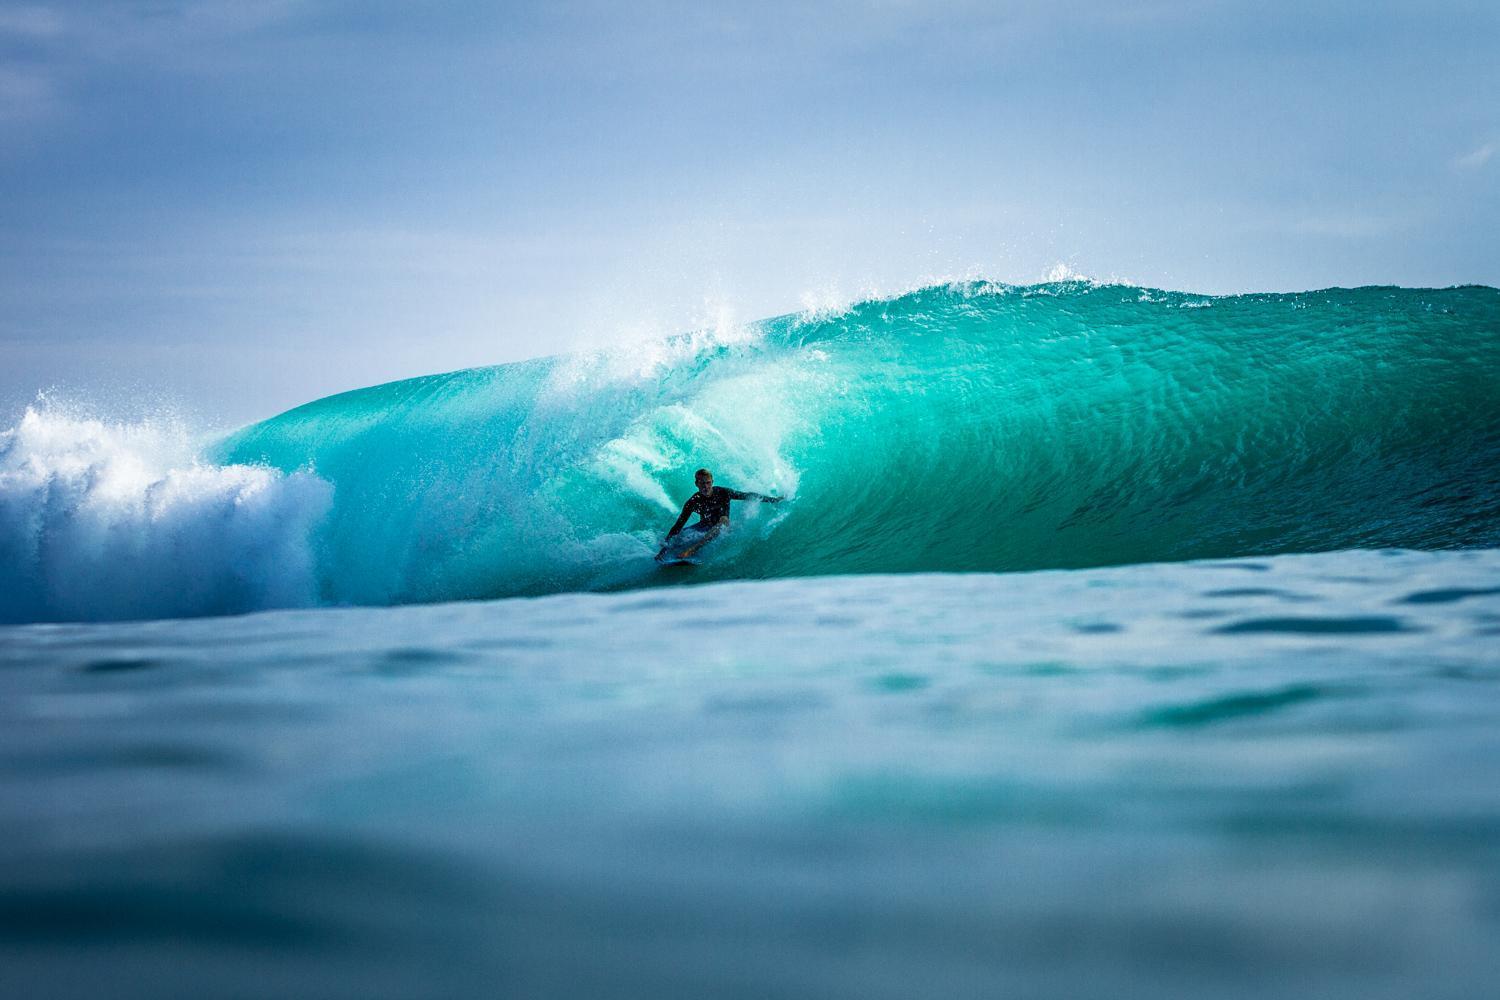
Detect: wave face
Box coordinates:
(206, 281, 1500, 610)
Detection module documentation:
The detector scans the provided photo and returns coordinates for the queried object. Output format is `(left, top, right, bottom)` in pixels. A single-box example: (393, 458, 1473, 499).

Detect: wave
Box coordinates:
(0, 408, 329, 623)
(4, 280, 1499, 622)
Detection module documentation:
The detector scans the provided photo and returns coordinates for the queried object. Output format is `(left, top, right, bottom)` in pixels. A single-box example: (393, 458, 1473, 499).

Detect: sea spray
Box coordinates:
(0, 407, 330, 623)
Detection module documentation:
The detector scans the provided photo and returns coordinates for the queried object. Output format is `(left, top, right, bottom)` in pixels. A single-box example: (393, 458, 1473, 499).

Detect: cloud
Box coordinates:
(0, 2, 313, 70)
(0, 6, 67, 39)
(1233, 206, 1413, 240)
(1288, 214, 1406, 239)
(1454, 141, 1495, 170)
(0, 65, 57, 123)
(0, 1, 313, 133)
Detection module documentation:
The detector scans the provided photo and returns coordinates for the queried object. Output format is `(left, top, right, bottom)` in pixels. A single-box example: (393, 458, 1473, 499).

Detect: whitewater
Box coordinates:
(3, 280, 1497, 623)
(3, 279, 1499, 999)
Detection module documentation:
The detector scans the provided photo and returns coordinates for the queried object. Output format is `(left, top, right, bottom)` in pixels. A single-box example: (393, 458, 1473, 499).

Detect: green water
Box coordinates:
(218, 281, 1500, 607)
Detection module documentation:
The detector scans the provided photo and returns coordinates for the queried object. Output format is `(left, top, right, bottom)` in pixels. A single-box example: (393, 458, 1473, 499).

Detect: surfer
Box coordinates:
(658, 469, 783, 560)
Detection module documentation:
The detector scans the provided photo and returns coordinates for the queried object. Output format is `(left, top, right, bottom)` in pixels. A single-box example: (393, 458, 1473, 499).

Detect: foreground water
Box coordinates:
(3, 547, 1498, 999)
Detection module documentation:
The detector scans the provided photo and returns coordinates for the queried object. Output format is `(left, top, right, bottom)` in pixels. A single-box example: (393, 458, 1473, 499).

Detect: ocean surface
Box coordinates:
(2, 281, 1498, 997)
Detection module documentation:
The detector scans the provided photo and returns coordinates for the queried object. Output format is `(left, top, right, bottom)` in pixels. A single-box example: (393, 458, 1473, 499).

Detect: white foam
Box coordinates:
(0, 407, 332, 623)
(541, 297, 769, 399)
(1044, 262, 1087, 283)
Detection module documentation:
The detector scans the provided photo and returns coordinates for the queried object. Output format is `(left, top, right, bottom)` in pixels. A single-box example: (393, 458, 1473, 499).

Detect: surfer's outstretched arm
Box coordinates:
(658, 499, 697, 557)
(666, 503, 694, 539)
(724, 489, 783, 503)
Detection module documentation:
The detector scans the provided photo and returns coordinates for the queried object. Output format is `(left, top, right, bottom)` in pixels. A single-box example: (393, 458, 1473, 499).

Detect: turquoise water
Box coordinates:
(211, 281, 1500, 613)
(2, 281, 1498, 997)
(2, 549, 1499, 998)
(2, 281, 1496, 623)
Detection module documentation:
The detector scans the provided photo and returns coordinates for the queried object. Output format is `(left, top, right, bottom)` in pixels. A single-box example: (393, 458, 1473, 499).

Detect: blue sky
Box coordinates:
(2, 1, 1496, 423)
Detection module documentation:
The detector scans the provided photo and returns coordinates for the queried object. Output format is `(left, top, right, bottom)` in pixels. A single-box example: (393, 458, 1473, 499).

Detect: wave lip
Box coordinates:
(0, 408, 331, 624)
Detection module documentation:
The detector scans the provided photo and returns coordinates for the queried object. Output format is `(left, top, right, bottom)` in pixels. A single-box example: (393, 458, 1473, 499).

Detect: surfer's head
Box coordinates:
(695, 468, 713, 494)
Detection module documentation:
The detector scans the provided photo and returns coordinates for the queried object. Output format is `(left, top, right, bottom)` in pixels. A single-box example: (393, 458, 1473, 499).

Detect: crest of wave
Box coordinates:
(0, 406, 332, 623)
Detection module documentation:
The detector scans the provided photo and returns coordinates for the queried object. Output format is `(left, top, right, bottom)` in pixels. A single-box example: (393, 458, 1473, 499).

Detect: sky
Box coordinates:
(1, 0, 1496, 425)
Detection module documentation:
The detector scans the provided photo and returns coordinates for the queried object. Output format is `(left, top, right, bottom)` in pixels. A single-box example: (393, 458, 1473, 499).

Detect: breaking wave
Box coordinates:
(4, 280, 1498, 622)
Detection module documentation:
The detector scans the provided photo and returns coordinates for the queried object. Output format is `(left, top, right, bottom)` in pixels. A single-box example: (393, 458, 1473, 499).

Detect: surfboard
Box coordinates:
(656, 540, 706, 566)
(657, 524, 724, 567)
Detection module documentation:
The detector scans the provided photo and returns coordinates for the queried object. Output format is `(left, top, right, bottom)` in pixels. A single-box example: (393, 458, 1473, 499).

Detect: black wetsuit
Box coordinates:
(667, 486, 770, 537)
